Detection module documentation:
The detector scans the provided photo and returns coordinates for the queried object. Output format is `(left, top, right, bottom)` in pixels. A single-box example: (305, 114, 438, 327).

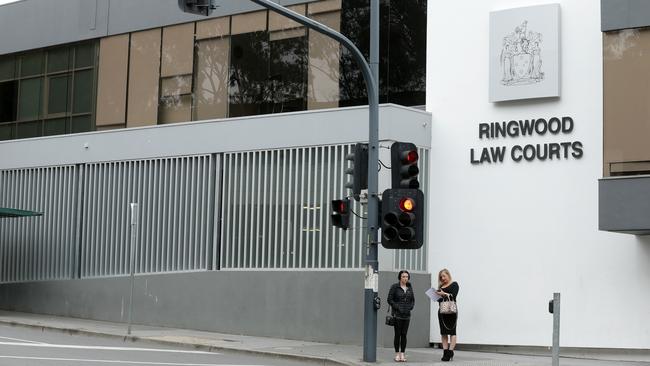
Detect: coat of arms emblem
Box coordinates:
(500, 20, 544, 86)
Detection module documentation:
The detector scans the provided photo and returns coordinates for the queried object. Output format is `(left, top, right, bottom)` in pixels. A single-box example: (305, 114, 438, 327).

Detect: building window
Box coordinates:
(88, 0, 427, 129)
(307, 1, 341, 110)
(0, 80, 17, 122)
(194, 37, 230, 120)
(229, 31, 271, 117)
(603, 28, 650, 176)
(159, 23, 194, 124)
(127, 29, 161, 127)
(269, 28, 308, 113)
(0, 41, 98, 141)
(227, 9, 309, 118)
(339, 0, 427, 107)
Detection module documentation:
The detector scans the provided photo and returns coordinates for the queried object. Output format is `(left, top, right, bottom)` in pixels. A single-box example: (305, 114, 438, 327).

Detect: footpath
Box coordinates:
(0, 310, 647, 366)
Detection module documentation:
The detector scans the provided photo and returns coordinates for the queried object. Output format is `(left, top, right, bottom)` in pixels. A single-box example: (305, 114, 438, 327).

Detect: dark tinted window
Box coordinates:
(229, 28, 309, 117)
(340, 0, 426, 107)
(16, 120, 41, 139)
(229, 31, 270, 117)
(0, 41, 97, 140)
(268, 33, 308, 113)
(0, 80, 18, 122)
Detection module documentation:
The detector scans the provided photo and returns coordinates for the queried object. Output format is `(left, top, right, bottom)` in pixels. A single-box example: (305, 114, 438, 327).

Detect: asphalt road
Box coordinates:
(0, 324, 310, 366)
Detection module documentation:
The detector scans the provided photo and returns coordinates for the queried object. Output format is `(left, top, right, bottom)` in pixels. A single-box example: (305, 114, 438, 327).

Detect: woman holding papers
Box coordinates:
(436, 268, 459, 362)
(387, 270, 415, 362)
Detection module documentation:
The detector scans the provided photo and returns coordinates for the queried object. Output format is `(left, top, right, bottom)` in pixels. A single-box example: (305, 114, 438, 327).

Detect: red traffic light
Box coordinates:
(332, 199, 348, 214)
(392, 142, 420, 189)
(402, 150, 419, 164)
(331, 198, 351, 230)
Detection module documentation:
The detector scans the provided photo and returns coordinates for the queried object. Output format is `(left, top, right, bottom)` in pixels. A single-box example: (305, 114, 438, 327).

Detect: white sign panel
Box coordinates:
(489, 4, 560, 102)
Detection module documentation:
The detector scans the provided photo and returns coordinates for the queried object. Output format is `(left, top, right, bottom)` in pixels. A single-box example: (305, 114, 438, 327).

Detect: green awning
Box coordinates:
(0, 208, 43, 218)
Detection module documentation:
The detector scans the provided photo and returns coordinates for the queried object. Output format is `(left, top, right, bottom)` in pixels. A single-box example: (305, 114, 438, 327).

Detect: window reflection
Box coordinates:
(308, 4, 341, 110)
(228, 31, 271, 117)
(339, 0, 427, 107)
(195, 37, 230, 120)
(269, 30, 308, 113)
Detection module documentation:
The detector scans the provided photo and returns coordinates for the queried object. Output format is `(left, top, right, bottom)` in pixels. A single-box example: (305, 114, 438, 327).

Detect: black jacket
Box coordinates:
(387, 282, 415, 319)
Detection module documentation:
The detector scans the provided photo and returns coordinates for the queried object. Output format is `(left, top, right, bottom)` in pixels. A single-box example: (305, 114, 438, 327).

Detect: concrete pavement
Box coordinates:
(0, 310, 647, 366)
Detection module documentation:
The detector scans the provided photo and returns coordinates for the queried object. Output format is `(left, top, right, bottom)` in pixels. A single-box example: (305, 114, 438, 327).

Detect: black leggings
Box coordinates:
(393, 318, 410, 352)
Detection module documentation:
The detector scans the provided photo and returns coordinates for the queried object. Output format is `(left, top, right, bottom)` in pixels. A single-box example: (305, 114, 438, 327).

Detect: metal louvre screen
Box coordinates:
(394, 148, 429, 272)
(0, 166, 77, 283)
(220, 145, 366, 269)
(1, 143, 428, 282)
(80, 155, 216, 277)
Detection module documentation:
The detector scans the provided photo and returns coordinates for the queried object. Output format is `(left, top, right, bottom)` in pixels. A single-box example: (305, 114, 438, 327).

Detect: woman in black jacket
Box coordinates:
(387, 270, 415, 362)
(436, 268, 459, 362)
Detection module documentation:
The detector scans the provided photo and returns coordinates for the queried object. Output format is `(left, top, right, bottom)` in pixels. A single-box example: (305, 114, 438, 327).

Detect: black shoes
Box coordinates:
(441, 349, 454, 362)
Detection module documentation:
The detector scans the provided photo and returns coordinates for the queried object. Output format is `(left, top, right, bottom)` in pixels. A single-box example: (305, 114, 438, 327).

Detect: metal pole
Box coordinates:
(363, 0, 380, 362)
(247, 1, 379, 361)
(552, 292, 560, 366)
(127, 203, 139, 335)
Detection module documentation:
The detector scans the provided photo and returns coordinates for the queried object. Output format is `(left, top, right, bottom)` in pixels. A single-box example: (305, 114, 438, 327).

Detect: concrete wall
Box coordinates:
(427, 0, 650, 349)
(0, 270, 431, 347)
(0, 0, 317, 55)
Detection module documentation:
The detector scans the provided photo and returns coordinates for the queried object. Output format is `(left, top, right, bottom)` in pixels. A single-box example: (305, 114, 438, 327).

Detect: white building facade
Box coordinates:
(427, 0, 650, 350)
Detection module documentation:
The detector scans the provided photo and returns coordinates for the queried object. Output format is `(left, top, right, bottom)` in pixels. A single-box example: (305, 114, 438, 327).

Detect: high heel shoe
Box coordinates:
(449, 350, 454, 361)
(441, 349, 451, 362)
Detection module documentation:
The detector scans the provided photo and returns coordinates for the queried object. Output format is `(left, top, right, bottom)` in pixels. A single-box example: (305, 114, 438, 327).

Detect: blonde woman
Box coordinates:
(436, 269, 459, 362)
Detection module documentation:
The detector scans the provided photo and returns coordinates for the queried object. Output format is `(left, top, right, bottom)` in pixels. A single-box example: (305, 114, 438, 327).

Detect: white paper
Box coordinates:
(425, 288, 441, 301)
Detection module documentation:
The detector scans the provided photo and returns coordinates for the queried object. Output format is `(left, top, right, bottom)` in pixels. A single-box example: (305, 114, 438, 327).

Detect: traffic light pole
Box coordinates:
(248, 0, 380, 362)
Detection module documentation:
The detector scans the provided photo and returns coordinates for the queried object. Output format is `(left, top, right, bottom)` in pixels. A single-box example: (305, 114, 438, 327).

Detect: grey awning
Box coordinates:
(0, 207, 43, 218)
(599, 175, 650, 235)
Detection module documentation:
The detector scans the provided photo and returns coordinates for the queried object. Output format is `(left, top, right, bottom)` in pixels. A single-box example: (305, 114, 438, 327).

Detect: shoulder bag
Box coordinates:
(385, 304, 395, 326)
(439, 294, 458, 315)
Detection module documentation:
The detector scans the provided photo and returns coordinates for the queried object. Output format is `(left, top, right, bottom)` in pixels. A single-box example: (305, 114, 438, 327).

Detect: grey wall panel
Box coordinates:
(602, 0, 650, 31)
(0, 0, 317, 55)
(107, 0, 317, 36)
(0, 0, 110, 55)
(0, 105, 432, 171)
(599, 176, 650, 234)
(0, 270, 431, 346)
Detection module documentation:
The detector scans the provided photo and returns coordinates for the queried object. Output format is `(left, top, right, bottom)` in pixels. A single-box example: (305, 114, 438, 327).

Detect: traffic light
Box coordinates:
(331, 198, 350, 230)
(381, 188, 424, 249)
(178, 0, 216, 16)
(345, 143, 368, 200)
(391, 142, 419, 189)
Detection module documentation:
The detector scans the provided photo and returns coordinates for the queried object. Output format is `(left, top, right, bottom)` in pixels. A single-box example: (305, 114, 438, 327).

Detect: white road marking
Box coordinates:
(0, 341, 220, 354)
(0, 355, 265, 366)
(0, 335, 45, 344)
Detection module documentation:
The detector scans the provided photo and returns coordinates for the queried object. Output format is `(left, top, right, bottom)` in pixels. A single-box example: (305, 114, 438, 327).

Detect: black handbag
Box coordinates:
(385, 305, 395, 326)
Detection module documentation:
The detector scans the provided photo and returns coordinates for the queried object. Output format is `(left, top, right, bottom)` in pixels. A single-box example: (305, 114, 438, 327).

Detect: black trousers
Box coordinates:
(393, 318, 410, 352)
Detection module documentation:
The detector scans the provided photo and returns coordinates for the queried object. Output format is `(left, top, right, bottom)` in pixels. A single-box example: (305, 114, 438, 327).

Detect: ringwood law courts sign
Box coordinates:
(470, 116, 584, 164)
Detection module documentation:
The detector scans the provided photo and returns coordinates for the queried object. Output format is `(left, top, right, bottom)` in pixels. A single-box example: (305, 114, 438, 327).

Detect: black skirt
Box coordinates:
(438, 311, 458, 335)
